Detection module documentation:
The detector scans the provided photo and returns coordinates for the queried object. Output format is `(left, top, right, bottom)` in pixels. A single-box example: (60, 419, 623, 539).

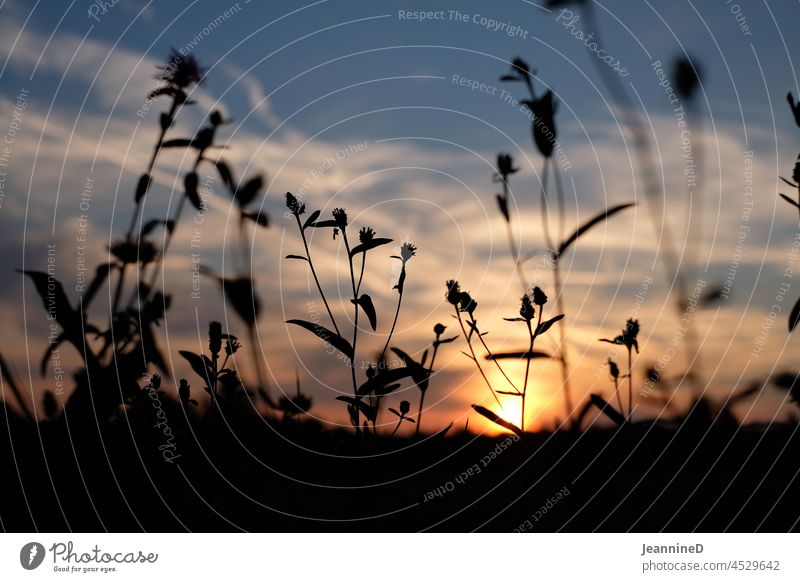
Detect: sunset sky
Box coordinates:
(2, 0, 800, 434)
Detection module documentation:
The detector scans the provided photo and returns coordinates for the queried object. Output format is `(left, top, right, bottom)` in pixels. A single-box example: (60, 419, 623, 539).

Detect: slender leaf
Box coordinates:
(349, 237, 393, 257)
(234, 175, 263, 208)
(536, 314, 565, 336)
(285, 254, 309, 262)
(303, 210, 321, 230)
(590, 394, 626, 426)
(487, 350, 552, 360)
(335, 396, 376, 422)
(179, 350, 212, 386)
(352, 294, 377, 330)
(789, 295, 800, 332)
(135, 173, 151, 203)
(471, 404, 523, 435)
(286, 319, 354, 360)
(215, 159, 235, 190)
(780, 193, 800, 208)
(557, 203, 635, 258)
(185, 172, 201, 210)
(161, 138, 193, 148)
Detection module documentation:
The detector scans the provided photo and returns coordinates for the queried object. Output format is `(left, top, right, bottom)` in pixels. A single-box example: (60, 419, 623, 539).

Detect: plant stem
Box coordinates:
(614, 377, 623, 416)
(455, 307, 502, 408)
(379, 280, 403, 364)
(295, 215, 341, 336)
(627, 348, 633, 421)
(342, 229, 361, 426)
(502, 179, 527, 291)
(416, 341, 440, 437)
(468, 313, 519, 393)
(522, 313, 539, 433)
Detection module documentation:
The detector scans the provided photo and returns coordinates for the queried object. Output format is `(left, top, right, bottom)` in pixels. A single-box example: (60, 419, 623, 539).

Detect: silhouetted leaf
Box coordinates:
(590, 394, 626, 426)
(699, 285, 724, 308)
(285, 254, 309, 262)
(557, 203, 635, 258)
(312, 219, 338, 228)
(179, 350, 212, 386)
(243, 210, 269, 227)
(303, 210, 321, 230)
(496, 390, 522, 396)
(496, 194, 510, 222)
(351, 294, 377, 330)
(349, 237, 393, 257)
(18, 270, 79, 334)
(789, 296, 800, 332)
(499, 74, 519, 82)
(487, 350, 552, 360)
(471, 404, 523, 435)
(780, 193, 799, 208)
(80, 263, 112, 311)
(780, 176, 797, 188)
(335, 396, 376, 422)
(287, 319, 354, 360)
(161, 138, 193, 148)
(215, 159, 235, 190)
(135, 173, 151, 203)
(536, 314, 565, 336)
(185, 172, 201, 210)
(235, 175, 263, 208)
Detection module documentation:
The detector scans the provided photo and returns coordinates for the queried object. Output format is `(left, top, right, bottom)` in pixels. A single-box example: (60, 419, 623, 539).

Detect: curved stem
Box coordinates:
(295, 215, 341, 337)
(502, 179, 527, 291)
(379, 276, 403, 364)
(455, 307, 502, 408)
(627, 348, 633, 421)
(342, 230, 360, 412)
(468, 313, 518, 393)
(614, 377, 623, 417)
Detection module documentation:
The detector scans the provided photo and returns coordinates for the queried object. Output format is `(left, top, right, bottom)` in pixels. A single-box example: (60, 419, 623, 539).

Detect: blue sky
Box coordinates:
(2, 0, 800, 432)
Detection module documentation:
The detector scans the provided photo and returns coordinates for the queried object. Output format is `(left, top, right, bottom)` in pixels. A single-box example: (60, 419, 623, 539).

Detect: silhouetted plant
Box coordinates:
(607, 357, 622, 414)
(285, 199, 398, 431)
(474, 286, 562, 433)
(600, 318, 640, 420)
(415, 323, 457, 436)
(389, 399, 414, 436)
(179, 321, 244, 406)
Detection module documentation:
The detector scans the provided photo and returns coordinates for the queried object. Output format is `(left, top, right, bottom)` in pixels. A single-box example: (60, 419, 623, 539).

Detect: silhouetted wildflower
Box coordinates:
(673, 56, 701, 100)
(446, 280, 461, 306)
(532, 286, 548, 307)
(332, 207, 348, 229)
(359, 226, 375, 244)
(285, 191, 305, 216)
(519, 294, 535, 322)
(400, 242, 417, 264)
(496, 153, 519, 182)
(109, 239, 158, 265)
(209, 321, 222, 357)
(157, 49, 204, 89)
(178, 378, 198, 407)
(434, 323, 446, 337)
(459, 291, 477, 315)
(225, 337, 241, 356)
(608, 358, 620, 380)
(524, 91, 558, 158)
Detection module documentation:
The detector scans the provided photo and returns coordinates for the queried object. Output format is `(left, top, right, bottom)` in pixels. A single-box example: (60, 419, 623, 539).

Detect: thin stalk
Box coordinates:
(379, 283, 403, 364)
(627, 348, 633, 421)
(552, 258, 573, 422)
(416, 341, 440, 437)
(127, 96, 181, 240)
(521, 309, 541, 432)
(467, 313, 519, 394)
(391, 417, 404, 437)
(342, 230, 361, 418)
(455, 307, 503, 408)
(502, 179, 527, 291)
(295, 215, 341, 336)
(613, 377, 623, 416)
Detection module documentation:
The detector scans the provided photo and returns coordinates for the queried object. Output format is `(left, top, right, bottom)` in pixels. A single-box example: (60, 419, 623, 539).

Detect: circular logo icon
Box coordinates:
(20, 542, 46, 570)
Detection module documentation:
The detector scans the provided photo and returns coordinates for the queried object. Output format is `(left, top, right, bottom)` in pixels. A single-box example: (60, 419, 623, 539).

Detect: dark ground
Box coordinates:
(2, 398, 799, 532)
